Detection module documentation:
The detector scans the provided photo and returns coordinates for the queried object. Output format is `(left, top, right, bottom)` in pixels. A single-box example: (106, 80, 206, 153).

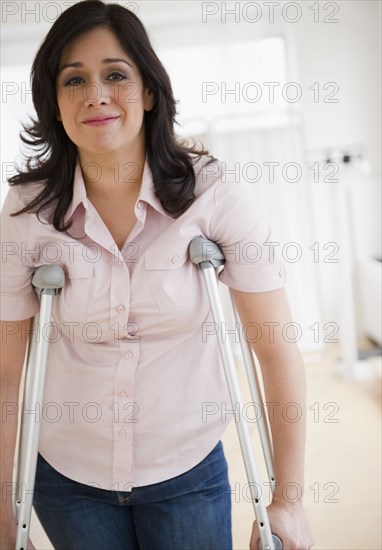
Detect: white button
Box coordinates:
(172, 256, 179, 264)
(119, 429, 127, 437)
(122, 334, 136, 343)
(278, 268, 284, 277)
(126, 351, 133, 360)
(137, 200, 144, 209)
(117, 305, 125, 313)
(120, 391, 127, 398)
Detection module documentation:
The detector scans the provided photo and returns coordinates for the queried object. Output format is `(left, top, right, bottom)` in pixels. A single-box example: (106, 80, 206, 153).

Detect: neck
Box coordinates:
(78, 146, 146, 199)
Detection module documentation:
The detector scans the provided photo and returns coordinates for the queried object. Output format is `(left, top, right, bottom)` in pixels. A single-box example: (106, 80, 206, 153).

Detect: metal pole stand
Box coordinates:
(14, 265, 65, 550)
(189, 237, 282, 550)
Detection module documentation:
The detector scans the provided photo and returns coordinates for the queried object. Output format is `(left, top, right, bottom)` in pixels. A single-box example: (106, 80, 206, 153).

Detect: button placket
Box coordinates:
(112, 338, 139, 484)
(110, 263, 130, 327)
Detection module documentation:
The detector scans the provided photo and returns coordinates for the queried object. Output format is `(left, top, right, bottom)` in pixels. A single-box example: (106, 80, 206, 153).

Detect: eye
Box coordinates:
(107, 72, 127, 81)
(64, 76, 85, 86)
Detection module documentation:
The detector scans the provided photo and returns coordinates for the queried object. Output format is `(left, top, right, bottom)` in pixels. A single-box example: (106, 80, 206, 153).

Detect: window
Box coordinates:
(158, 36, 288, 135)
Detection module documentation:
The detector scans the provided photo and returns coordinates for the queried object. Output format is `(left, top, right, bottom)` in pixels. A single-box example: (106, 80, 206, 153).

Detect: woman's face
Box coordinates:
(56, 26, 154, 159)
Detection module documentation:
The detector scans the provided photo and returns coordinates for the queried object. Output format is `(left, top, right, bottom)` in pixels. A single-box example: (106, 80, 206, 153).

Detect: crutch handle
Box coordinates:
(258, 533, 283, 550)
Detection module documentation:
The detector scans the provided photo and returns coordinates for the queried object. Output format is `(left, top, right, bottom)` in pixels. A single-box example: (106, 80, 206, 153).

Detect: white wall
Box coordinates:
(291, 1, 381, 180)
(290, 0, 381, 261)
(286, 0, 381, 342)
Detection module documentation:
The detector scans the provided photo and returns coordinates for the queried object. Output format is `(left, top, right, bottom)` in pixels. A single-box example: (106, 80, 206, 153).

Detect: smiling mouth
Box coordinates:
(82, 116, 120, 126)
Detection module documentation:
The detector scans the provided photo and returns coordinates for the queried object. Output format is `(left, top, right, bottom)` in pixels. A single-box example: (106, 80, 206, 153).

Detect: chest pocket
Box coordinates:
(56, 259, 94, 323)
(144, 238, 196, 311)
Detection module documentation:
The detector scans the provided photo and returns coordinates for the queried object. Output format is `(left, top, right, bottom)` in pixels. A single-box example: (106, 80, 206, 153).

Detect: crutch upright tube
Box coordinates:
(189, 237, 282, 550)
(14, 265, 65, 550)
(227, 290, 276, 494)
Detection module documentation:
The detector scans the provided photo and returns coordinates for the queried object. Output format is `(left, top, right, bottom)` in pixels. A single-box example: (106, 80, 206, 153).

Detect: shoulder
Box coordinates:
(190, 153, 251, 207)
(1, 179, 53, 226)
(3, 180, 47, 209)
(190, 153, 227, 197)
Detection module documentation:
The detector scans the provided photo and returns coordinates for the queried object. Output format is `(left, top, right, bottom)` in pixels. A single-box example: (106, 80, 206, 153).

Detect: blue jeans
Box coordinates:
(32, 441, 232, 550)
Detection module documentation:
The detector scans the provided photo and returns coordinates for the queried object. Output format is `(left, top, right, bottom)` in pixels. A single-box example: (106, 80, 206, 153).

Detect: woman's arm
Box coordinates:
(0, 318, 36, 550)
(231, 287, 314, 550)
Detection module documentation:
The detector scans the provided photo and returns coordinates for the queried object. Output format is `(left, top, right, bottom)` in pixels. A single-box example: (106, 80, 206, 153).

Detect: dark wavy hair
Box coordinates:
(8, 0, 215, 231)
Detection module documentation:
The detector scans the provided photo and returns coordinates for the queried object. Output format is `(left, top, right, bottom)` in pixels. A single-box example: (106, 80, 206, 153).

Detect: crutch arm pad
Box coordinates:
(32, 265, 65, 295)
(189, 237, 225, 269)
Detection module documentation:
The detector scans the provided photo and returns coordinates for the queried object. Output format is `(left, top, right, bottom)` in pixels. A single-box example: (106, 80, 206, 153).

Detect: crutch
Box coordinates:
(13, 265, 65, 550)
(189, 237, 282, 550)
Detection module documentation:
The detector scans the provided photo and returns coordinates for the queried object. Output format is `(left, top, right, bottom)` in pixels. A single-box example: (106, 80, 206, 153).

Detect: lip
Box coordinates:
(82, 116, 120, 126)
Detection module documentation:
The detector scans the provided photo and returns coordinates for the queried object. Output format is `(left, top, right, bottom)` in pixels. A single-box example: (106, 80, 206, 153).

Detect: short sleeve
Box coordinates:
(0, 186, 40, 321)
(209, 172, 287, 293)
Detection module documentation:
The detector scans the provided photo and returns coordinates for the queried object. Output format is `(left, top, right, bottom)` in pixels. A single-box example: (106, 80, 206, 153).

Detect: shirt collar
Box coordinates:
(63, 162, 88, 223)
(138, 159, 173, 219)
(64, 157, 172, 224)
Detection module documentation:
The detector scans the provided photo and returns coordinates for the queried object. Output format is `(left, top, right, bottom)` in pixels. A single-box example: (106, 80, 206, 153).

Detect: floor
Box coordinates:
(223, 343, 382, 550)
(28, 343, 381, 550)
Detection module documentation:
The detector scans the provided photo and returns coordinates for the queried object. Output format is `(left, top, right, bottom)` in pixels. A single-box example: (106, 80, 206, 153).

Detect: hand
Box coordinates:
(249, 500, 314, 550)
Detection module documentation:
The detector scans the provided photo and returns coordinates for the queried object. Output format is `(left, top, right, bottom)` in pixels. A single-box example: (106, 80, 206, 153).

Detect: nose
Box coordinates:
(83, 81, 111, 108)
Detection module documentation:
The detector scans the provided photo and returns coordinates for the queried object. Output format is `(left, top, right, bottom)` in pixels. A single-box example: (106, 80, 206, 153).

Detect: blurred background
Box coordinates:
(1, 1, 381, 549)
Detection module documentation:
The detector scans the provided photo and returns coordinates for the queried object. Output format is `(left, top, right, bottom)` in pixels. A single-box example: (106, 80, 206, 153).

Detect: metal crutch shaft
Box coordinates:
(14, 265, 65, 550)
(189, 237, 282, 550)
(227, 290, 276, 493)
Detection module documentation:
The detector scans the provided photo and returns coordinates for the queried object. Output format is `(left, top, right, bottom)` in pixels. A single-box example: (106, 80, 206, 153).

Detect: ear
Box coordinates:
(143, 88, 155, 112)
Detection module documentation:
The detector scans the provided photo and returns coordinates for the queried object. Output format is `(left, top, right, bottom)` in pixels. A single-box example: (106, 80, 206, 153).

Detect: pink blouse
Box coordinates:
(1, 155, 286, 490)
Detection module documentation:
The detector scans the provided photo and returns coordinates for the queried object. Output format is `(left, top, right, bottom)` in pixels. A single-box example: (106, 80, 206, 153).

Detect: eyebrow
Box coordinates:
(58, 58, 133, 74)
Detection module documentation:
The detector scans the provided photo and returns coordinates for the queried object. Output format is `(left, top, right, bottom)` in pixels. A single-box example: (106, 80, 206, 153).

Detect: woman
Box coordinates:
(0, 1, 314, 549)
